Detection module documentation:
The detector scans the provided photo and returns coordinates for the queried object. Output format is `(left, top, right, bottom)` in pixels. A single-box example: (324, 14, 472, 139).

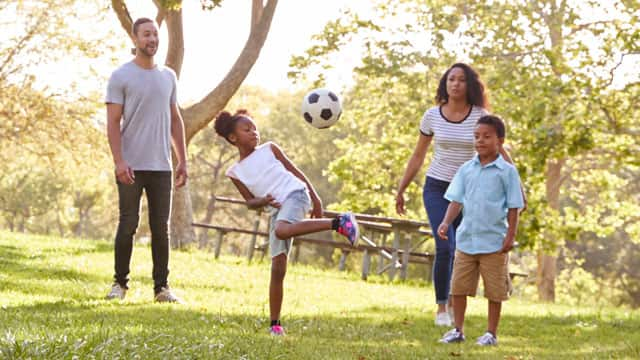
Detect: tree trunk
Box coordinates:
(536, 251, 557, 302)
(170, 183, 196, 248)
(537, 158, 565, 302)
(535, 1, 568, 303)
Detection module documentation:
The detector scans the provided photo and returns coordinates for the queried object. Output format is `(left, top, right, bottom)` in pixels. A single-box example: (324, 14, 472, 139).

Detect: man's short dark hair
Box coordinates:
(132, 18, 154, 36)
(477, 115, 506, 138)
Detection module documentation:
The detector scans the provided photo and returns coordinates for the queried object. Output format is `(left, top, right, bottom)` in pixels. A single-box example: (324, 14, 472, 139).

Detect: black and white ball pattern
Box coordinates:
(301, 88, 342, 129)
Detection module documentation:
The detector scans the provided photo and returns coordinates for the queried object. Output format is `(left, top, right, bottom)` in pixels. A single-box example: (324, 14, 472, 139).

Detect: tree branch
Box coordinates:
(567, 20, 614, 37)
(606, 52, 640, 87)
(111, 0, 133, 41)
(182, 0, 278, 142)
(152, 0, 167, 27)
(164, 7, 184, 77)
(0, 10, 46, 80)
(251, 0, 263, 31)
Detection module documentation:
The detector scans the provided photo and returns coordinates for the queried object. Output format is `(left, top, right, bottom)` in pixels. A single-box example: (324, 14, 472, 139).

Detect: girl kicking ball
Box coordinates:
(214, 109, 359, 336)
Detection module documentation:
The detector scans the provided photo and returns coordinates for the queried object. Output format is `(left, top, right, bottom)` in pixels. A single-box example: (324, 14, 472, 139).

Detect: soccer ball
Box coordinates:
(301, 88, 342, 129)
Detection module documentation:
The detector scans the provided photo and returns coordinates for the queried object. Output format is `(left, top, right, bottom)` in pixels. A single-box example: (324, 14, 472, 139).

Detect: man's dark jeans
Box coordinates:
(114, 171, 172, 294)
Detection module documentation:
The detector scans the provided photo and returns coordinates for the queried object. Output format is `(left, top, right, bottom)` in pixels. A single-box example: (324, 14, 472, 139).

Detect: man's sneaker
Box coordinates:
(336, 212, 359, 246)
(269, 325, 285, 336)
(105, 283, 127, 300)
(435, 312, 452, 327)
(439, 328, 465, 343)
(154, 287, 183, 303)
(476, 332, 498, 346)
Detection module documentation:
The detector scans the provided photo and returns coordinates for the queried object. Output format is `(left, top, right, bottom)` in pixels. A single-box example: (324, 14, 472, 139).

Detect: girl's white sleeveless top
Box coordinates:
(226, 142, 307, 203)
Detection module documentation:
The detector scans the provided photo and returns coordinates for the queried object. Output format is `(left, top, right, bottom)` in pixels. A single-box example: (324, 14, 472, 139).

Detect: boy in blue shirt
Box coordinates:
(437, 115, 524, 346)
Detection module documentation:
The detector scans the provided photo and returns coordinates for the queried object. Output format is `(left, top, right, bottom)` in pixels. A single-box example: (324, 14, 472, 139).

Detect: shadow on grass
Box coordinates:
(1, 300, 638, 360)
(0, 242, 110, 301)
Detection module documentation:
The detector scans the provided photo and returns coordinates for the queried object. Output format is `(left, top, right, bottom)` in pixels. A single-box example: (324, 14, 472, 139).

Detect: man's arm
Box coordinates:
(107, 103, 134, 184)
(170, 103, 188, 187)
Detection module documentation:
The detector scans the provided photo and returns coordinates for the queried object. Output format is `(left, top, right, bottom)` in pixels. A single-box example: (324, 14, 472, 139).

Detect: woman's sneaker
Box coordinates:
(439, 328, 465, 343)
(336, 212, 359, 246)
(105, 283, 127, 300)
(435, 312, 452, 327)
(269, 325, 285, 336)
(476, 332, 498, 346)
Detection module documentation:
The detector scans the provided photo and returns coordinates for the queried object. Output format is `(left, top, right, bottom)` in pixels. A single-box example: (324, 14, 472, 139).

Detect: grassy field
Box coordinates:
(0, 231, 638, 359)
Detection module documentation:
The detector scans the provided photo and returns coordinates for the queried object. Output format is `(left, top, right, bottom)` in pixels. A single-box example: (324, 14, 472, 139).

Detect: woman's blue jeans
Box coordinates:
(423, 176, 462, 305)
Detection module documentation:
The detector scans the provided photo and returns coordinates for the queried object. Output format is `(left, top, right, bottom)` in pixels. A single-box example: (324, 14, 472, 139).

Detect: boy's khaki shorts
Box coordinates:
(451, 250, 511, 302)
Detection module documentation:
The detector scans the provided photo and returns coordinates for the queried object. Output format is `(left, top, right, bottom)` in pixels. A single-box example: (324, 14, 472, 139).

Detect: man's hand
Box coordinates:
(175, 162, 188, 188)
(437, 222, 450, 240)
(500, 235, 515, 253)
(115, 161, 134, 185)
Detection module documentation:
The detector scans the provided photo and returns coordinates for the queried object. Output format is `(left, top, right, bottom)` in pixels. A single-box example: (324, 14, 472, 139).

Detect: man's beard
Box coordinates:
(137, 44, 157, 57)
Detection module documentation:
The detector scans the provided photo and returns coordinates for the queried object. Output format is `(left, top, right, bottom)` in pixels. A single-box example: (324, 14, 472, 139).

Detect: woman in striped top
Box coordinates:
(396, 63, 520, 327)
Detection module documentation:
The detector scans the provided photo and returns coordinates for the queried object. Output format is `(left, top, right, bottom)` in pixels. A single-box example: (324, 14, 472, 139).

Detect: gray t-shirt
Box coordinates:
(105, 61, 177, 171)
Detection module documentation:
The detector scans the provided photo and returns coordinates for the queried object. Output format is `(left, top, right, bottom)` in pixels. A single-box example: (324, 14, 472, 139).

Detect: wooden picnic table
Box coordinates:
(207, 196, 434, 281)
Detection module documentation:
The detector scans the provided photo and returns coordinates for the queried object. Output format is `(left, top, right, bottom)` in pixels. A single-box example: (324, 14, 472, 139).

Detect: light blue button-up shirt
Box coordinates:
(444, 154, 524, 254)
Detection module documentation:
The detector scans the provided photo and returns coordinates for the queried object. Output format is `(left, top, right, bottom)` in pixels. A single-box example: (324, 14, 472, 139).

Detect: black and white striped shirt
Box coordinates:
(420, 105, 489, 182)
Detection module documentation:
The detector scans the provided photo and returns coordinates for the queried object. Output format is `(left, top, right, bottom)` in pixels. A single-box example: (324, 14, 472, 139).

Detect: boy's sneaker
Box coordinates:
(105, 283, 127, 300)
(336, 212, 359, 246)
(476, 332, 498, 346)
(154, 287, 183, 303)
(435, 312, 452, 327)
(439, 328, 465, 343)
(269, 325, 285, 336)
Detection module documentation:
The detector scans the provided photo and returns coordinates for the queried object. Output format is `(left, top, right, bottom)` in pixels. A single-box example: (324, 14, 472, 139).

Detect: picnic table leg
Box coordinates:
(214, 230, 225, 259)
(389, 227, 401, 281)
(362, 249, 370, 280)
(425, 256, 433, 283)
(361, 230, 375, 280)
(292, 238, 301, 263)
(338, 250, 349, 271)
(378, 233, 388, 274)
(198, 228, 209, 249)
(400, 232, 411, 281)
(260, 214, 273, 261)
(247, 216, 261, 262)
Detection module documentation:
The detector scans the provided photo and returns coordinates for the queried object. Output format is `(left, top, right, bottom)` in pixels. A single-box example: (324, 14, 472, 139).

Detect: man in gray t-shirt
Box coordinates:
(105, 18, 188, 303)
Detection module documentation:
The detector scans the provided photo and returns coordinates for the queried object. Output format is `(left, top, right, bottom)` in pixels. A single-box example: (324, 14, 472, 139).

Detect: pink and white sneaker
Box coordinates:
(269, 325, 285, 336)
(336, 212, 360, 246)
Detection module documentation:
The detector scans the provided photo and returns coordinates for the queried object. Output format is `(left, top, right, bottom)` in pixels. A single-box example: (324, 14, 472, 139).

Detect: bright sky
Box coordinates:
(100, 1, 638, 103)
(8, 1, 637, 102)
(118, 0, 370, 104)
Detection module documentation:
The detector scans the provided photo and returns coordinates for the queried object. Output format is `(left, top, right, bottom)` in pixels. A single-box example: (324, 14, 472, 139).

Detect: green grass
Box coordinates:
(0, 231, 638, 359)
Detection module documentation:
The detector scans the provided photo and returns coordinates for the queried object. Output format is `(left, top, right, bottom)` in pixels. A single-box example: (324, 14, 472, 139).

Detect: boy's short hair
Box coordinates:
(477, 115, 506, 138)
